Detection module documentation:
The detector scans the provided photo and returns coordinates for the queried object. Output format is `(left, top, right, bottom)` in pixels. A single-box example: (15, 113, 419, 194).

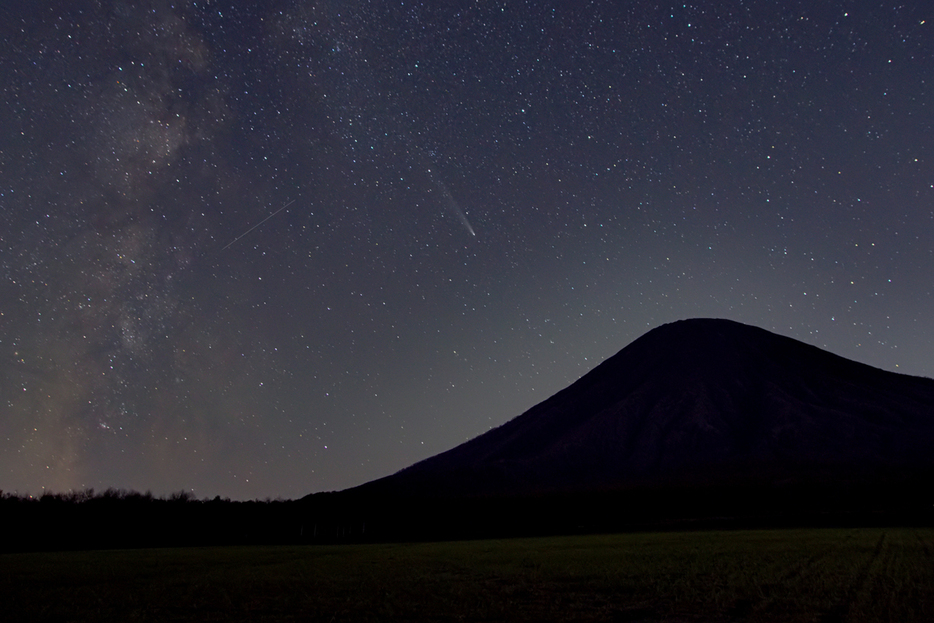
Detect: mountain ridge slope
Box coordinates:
(345, 318, 934, 501)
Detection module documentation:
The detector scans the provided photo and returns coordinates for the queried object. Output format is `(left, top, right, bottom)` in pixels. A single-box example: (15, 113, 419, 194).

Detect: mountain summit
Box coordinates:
(307, 319, 934, 535)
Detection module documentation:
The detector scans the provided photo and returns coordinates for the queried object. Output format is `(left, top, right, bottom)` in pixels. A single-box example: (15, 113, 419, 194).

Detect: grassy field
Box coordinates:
(2, 528, 933, 622)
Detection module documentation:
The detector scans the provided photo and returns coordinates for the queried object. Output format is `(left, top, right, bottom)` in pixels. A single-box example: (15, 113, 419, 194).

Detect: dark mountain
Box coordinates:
(303, 319, 934, 537)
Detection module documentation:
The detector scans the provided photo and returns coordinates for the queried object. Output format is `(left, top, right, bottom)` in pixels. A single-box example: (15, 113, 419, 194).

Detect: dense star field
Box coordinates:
(1, 1, 932, 499)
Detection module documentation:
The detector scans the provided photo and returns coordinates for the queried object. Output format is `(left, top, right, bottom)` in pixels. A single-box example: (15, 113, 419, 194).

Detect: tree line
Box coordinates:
(3, 477, 932, 553)
(1, 488, 304, 552)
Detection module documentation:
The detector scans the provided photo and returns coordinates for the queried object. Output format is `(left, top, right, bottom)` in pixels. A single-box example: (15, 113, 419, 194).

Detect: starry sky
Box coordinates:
(1, 1, 932, 500)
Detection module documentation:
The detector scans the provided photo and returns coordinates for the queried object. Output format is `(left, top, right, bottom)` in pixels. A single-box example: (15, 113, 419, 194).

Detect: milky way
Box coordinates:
(1, 1, 932, 499)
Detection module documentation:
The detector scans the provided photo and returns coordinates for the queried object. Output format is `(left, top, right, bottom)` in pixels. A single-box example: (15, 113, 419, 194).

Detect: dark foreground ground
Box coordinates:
(3, 528, 933, 622)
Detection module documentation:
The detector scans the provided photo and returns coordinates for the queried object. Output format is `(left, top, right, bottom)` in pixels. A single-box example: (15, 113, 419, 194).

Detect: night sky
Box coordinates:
(2, 1, 932, 500)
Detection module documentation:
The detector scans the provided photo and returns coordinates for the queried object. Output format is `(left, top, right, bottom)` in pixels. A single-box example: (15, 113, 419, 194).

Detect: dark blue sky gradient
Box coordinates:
(1, 1, 932, 499)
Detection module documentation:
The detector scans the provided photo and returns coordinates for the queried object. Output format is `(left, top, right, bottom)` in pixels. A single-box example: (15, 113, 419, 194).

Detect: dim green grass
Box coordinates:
(2, 528, 933, 622)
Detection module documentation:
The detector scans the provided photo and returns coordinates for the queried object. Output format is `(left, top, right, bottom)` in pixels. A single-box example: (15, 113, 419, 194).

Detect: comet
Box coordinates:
(435, 178, 476, 237)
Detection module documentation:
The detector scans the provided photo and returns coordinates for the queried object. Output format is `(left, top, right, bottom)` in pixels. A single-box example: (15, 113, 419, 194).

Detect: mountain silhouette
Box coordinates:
(304, 319, 934, 536)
